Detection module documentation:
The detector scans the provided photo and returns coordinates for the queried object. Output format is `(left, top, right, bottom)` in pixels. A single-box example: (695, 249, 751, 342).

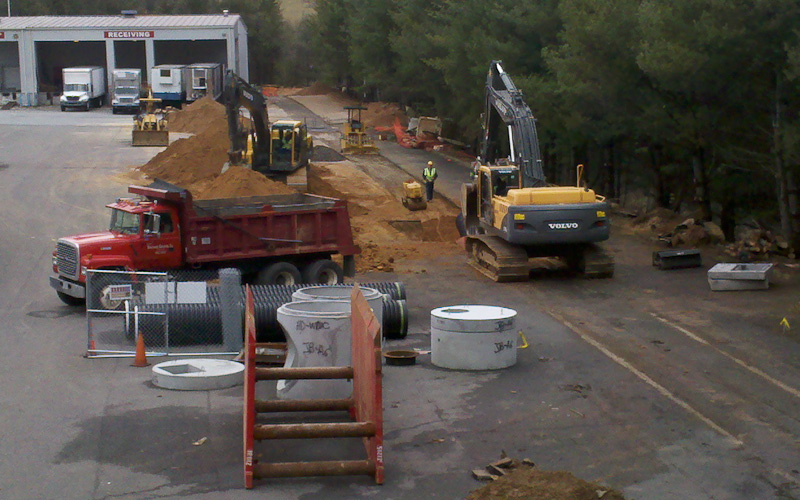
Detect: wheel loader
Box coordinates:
(132, 91, 169, 147)
(460, 61, 614, 281)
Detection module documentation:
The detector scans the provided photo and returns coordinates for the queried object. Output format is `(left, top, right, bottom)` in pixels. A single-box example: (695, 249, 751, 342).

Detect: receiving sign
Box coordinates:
(104, 31, 154, 39)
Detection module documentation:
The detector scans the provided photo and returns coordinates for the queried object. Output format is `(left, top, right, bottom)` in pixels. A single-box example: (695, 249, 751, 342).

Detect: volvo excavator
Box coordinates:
(223, 71, 312, 182)
(460, 61, 614, 281)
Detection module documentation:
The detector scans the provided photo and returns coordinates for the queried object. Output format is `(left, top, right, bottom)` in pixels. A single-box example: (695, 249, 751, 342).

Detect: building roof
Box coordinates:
(0, 14, 243, 30)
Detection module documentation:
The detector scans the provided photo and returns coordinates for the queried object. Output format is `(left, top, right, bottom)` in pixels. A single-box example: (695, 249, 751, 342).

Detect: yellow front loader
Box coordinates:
(132, 92, 169, 147)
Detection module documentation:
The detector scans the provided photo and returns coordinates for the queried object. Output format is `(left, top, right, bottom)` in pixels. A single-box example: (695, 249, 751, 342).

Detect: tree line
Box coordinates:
(11, 0, 800, 247)
(299, 0, 800, 248)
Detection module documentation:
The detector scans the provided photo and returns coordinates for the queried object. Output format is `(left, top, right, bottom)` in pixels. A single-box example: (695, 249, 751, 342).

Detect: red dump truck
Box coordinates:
(50, 180, 360, 307)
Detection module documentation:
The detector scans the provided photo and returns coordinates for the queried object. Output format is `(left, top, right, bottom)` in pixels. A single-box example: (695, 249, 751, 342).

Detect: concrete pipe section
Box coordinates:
(152, 359, 245, 390)
(277, 300, 353, 400)
(431, 305, 518, 370)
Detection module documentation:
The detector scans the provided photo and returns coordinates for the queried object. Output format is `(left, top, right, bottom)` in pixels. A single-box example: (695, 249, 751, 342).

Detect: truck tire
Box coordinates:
(302, 259, 343, 285)
(256, 262, 301, 286)
(89, 273, 130, 312)
(60, 105, 66, 112)
(57, 291, 85, 307)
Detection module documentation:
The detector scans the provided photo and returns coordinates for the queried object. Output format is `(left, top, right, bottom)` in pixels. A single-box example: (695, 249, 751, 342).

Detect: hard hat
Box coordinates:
(427, 161, 433, 166)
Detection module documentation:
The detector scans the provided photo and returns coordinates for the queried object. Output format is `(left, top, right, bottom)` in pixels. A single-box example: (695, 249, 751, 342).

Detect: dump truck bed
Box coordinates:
(183, 193, 358, 264)
(128, 182, 359, 266)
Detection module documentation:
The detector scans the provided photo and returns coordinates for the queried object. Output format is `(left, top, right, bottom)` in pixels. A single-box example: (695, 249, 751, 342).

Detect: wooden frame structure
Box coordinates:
(243, 284, 384, 488)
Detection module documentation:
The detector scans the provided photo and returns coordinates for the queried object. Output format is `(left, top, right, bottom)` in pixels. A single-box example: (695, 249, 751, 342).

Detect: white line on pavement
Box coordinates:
(651, 313, 800, 400)
(550, 311, 743, 446)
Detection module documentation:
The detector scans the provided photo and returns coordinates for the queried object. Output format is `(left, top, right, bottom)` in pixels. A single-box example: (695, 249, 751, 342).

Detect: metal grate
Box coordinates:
(57, 241, 79, 279)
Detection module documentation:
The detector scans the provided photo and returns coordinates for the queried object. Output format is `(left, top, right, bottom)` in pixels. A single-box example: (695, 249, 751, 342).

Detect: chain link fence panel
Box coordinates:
(86, 269, 242, 358)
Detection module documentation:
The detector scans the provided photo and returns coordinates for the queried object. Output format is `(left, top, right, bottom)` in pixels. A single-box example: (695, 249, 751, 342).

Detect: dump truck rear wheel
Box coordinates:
(256, 262, 301, 286)
(302, 259, 343, 285)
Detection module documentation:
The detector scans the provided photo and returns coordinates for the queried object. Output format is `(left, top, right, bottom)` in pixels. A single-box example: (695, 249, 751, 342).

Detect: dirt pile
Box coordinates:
(137, 128, 230, 189)
(308, 160, 461, 273)
(136, 96, 295, 199)
(167, 96, 227, 135)
(468, 468, 625, 500)
(292, 82, 337, 96)
(192, 166, 295, 200)
(361, 102, 407, 129)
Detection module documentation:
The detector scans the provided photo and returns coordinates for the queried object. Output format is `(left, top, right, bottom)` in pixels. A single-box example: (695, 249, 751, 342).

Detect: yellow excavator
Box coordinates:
(459, 61, 614, 281)
(132, 90, 169, 147)
(224, 71, 313, 182)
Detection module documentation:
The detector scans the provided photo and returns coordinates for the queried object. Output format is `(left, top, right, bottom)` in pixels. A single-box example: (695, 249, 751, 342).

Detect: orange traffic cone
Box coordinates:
(132, 332, 150, 367)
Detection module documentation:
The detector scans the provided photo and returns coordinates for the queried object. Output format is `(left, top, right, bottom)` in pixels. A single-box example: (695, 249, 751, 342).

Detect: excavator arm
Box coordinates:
(223, 70, 270, 169)
(480, 61, 546, 188)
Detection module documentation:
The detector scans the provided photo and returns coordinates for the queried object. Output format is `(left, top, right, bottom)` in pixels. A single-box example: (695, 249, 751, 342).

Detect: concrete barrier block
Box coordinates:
(708, 263, 773, 280)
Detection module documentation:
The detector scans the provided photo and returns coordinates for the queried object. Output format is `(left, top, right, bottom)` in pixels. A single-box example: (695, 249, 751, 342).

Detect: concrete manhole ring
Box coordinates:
(152, 359, 245, 391)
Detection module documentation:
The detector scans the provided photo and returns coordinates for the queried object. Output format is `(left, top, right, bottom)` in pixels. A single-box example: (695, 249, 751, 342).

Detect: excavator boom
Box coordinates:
(223, 70, 271, 170)
(481, 61, 546, 188)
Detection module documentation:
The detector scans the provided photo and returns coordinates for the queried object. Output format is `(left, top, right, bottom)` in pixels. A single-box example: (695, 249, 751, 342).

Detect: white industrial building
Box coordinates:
(0, 12, 248, 106)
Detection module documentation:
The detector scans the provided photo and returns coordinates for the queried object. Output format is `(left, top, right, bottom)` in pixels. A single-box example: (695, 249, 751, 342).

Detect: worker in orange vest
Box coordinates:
(423, 160, 438, 202)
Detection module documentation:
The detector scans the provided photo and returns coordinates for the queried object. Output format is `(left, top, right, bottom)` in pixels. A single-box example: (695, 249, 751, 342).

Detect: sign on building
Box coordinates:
(104, 31, 155, 39)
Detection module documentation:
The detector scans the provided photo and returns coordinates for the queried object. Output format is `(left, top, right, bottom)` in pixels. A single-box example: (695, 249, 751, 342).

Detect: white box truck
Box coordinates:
(186, 63, 223, 102)
(111, 68, 142, 114)
(151, 65, 187, 107)
(60, 67, 106, 111)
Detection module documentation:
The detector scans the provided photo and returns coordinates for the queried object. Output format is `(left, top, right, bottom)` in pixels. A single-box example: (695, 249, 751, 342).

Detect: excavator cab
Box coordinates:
(270, 120, 311, 171)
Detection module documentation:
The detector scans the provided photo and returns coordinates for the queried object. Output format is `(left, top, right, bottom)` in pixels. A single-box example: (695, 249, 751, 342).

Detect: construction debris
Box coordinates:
(468, 456, 626, 500)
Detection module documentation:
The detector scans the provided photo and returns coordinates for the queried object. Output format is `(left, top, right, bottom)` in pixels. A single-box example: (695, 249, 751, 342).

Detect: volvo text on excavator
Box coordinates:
(223, 71, 313, 180)
(460, 61, 614, 281)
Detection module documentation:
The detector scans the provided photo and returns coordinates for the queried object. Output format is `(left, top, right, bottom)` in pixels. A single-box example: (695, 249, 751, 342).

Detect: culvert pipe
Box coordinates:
(127, 284, 408, 344)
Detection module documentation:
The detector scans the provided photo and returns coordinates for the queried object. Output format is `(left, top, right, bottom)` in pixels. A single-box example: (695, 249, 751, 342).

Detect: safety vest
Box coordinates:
(423, 167, 437, 182)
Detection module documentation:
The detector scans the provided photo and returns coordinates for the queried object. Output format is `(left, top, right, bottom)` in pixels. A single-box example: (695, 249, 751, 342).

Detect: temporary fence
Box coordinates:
(243, 284, 384, 487)
(86, 267, 406, 359)
(85, 269, 241, 358)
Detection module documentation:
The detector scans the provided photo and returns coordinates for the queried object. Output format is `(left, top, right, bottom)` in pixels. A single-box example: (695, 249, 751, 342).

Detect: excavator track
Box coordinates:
(466, 235, 530, 282)
(568, 243, 615, 279)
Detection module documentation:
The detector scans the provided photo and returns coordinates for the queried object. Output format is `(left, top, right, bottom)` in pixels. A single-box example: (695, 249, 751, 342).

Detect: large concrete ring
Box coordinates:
(152, 359, 245, 390)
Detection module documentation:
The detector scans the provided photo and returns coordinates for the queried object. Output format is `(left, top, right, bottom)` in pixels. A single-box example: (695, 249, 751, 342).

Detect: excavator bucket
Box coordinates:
(132, 129, 169, 147)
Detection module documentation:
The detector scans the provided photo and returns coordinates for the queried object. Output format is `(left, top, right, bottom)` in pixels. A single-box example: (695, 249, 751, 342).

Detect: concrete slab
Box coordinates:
(152, 359, 244, 390)
(707, 262, 774, 280)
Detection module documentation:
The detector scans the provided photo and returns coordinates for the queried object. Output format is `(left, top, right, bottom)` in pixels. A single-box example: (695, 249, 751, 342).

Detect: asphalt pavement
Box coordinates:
(0, 103, 798, 500)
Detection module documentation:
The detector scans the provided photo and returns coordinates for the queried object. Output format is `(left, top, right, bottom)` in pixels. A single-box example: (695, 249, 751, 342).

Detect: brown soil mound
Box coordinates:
(137, 126, 230, 189)
(362, 101, 407, 129)
(167, 96, 227, 135)
(293, 82, 337, 96)
(308, 161, 461, 273)
(468, 468, 625, 500)
(193, 166, 295, 200)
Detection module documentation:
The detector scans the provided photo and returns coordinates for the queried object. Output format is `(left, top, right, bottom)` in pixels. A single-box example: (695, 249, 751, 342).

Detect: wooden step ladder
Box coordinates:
(243, 284, 384, 487)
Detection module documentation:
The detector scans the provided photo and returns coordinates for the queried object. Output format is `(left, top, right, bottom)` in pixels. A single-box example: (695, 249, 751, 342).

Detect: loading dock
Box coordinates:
(0, 13, 248, 105)
(0, 39, 20, 97)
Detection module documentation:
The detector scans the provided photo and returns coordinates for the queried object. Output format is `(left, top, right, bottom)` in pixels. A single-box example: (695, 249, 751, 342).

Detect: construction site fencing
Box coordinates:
(86, 269, 242, 358)
(86, 269, 408, 359)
